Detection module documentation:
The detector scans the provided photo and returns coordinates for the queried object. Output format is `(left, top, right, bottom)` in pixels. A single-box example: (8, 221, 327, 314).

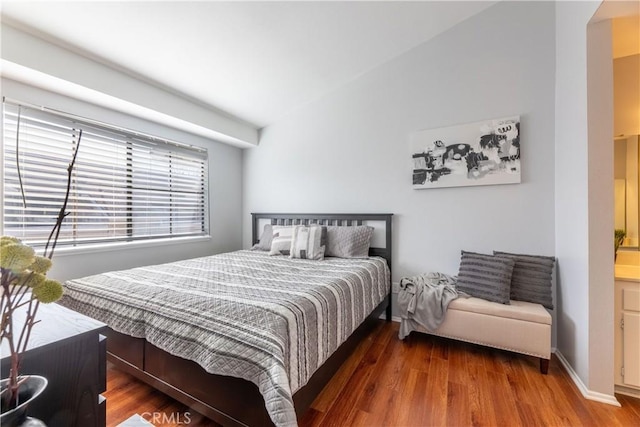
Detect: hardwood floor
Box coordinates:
(104, 321, 640, 427)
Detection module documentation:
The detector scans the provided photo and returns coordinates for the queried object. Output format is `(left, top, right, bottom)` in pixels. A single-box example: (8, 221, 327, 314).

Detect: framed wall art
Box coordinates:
(411, 116, 521, 189)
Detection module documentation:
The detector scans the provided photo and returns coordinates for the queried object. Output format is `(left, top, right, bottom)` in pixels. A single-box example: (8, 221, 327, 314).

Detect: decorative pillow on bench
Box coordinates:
(493, 251, 556, 309)
(456, 250, 515, 305)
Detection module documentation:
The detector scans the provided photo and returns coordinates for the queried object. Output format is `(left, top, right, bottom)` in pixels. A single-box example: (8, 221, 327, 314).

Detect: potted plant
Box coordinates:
(0, 127, 82, 425)
(615, 229, 626, 262)
(0, 238, 62, 425)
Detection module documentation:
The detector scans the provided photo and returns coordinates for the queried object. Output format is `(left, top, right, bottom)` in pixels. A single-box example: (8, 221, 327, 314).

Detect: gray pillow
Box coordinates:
(290, 225, 326, 260)
(325, 225, 374, 258)
(493, 251, 555, 309)
(456, 250, 515, 304)
(251, 224, 273, 251)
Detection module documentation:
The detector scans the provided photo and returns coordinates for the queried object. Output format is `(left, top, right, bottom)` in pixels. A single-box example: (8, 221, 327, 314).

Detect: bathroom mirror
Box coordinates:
(614, 135, 640, 249)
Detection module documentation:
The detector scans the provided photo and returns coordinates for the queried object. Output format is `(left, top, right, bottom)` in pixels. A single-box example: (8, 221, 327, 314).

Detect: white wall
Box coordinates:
(587, 18, 615, 398)
(614, 54, 640, 136)
(243, 1, 557, 333)
(555, 0, 620, 402)
(554, 0, 593, 396)
(0, 79, 244, 282)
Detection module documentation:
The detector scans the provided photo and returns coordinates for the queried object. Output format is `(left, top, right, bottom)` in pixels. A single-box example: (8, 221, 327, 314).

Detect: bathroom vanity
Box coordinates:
(614, 256, 640, 397)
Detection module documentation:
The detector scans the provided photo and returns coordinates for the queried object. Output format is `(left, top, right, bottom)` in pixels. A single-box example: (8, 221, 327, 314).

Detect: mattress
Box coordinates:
(60, 249, 390, 427)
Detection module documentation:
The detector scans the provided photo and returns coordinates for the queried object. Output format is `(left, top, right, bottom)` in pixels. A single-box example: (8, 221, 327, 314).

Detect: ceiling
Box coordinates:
(1, 1, 495, 128)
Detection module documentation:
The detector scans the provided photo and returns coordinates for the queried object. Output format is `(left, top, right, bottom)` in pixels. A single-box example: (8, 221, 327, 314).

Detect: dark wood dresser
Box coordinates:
(1, 302, 107, 427)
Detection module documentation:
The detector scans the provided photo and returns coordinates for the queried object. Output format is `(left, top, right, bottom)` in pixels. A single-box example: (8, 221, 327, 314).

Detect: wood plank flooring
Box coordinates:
(104, 321, 640, 427)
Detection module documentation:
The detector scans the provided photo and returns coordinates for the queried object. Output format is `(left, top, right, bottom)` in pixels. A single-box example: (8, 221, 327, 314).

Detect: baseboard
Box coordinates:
(554, 350, 621, 407)
(615, 384, 640, 399)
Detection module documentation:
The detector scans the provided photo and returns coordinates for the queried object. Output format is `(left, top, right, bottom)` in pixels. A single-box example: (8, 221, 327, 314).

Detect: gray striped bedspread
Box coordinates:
(60, 250, 390, 427)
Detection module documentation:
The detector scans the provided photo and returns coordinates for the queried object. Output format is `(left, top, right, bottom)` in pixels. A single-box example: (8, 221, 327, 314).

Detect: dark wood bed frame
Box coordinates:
(105, 213, 393, 426)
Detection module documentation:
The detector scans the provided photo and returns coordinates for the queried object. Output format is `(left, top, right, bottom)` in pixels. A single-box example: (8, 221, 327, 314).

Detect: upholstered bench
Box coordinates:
(410, 296, 552, 373)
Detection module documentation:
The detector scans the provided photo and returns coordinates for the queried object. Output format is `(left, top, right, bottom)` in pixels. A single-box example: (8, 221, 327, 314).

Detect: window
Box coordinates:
(2, 101, 208, 248)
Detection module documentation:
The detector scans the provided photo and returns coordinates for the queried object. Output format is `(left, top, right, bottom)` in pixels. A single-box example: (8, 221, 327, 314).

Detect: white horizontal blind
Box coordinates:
(2, 101, 208, 247)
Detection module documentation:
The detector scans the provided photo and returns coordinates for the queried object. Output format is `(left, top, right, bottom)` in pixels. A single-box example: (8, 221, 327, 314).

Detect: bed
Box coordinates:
(60, 212, 393, 427)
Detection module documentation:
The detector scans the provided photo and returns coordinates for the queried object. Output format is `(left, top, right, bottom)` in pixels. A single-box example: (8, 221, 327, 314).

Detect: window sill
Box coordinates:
(49, 235, 212, 258)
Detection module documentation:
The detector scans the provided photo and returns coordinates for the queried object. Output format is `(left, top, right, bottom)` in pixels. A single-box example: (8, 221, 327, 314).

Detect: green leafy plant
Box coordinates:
(0, 121, 82, 411)
(615, 229, 626, 261)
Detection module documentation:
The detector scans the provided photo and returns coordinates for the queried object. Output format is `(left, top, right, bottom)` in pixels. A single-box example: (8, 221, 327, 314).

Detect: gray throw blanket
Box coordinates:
(398, 272, 460, 339)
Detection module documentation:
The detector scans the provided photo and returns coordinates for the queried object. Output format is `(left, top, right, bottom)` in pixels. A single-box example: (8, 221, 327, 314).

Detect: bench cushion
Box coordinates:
(449, 296, 551, 325)
(416, 297, 552, 359)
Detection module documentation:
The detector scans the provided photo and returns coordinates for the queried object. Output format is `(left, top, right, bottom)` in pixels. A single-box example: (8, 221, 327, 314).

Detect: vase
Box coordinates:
(0, 375, 48, 427)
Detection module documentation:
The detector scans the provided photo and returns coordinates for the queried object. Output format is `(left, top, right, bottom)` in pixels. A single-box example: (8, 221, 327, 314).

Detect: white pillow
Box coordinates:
(269, 226, 295, 256)
(289, 225, 326, 260)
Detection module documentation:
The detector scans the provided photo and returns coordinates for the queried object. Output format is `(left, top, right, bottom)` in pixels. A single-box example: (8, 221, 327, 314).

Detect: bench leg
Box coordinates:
(540, 358, 549, 374)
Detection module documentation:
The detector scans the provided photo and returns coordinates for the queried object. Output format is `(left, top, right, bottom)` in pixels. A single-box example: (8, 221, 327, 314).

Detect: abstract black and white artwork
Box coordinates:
(411, 116, 521, 189)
